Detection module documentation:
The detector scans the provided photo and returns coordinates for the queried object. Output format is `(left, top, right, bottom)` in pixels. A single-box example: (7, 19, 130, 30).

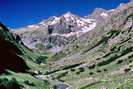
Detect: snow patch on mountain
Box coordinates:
(50, 17, 60, 25)
(100, 12, 108, 17)
(108, 9, 115, 12)
(51, 22, 96, 37)
(28, 25, 40, 28)
(63, 12, 76, 21)
(81, 22, 96, 33)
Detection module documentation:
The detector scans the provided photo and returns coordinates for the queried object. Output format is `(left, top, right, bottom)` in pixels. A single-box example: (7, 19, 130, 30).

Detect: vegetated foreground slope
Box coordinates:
(0, 23, 29, 74)
(0, 23, 50, 89)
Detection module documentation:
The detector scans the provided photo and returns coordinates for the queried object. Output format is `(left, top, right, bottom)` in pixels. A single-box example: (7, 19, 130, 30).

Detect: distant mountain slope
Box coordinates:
(12, 10, 110, 53)
(49, 1, 133, 66)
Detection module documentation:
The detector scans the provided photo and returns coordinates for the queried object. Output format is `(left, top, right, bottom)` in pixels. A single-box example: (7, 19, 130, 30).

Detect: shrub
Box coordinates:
(129, 60, 132, 63)
(62, 63, 82, 70)
(102, 53, 111, 58)
(96, 58, 100, 60)
(70, 68, 75, 72)
(110, 46, 121, 52)
(88, 64, 96, 69)
(96, 70, 101, 73)
(128, 54, 133, 59)
(53, 85, 57, 89)
(44, 69, 60, 75)
(36, 56, 48, 64)
(79, 67, 85, 72)
(24, 80, 35, 86)
(76, 72, 80, 75)
(103, 69, 108, 72)
(97, 54, 118, 66)
(117, 60, 123, 64)
(0, 78, 23, 89)
(89, 72, 94, 75)
(107, 29, 121, 38)
(97, 47, 133, 67)
(56, 72, 68, 79)
(121, 47, 133, 56)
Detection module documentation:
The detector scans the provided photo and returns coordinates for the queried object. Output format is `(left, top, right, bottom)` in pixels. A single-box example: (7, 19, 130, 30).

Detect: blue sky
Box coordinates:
(0, 0, 130, 28)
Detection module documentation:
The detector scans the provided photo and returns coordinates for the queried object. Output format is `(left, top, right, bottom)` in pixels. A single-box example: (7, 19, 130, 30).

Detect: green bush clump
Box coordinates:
(121, 47, 133, 56)
(56, 72, 68, 79)
(96, 58, 100, 60)
(70, 68, 75, 72)
(36, 56, 48, 64)
(24, 80, 35, 86)
(117, 60, 123, 64)
(96, 70, 101, 73)
(97, 54, 119, 66)
(79, 67, 85, 72)
(102, 53, 111, 58)
(103, 69, 108, 72)
(97, 47, 133, 66)
(110, 45, 121, 52)
(129, 60, 132, 63)
(88, 64, 96, 69)
(76, 72, 80, 75)
(128, 54, 133, 59)
(0, 78, 23, 89)
(107, 29, 121, 38)
(44, 69, 60, 75)
(98, 29, 121, 45)
(89, 72, 94, 75)
(53, 85, 58, 89)
(62, 63, 82, 70)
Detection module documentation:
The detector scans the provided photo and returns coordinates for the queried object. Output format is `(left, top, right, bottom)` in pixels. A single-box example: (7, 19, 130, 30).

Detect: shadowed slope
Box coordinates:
(0, 23, 29, 74)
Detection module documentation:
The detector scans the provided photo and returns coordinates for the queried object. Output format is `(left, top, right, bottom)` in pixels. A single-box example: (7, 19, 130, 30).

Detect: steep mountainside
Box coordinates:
(0, 23, 30, 73)
(0, 23, 51, 89)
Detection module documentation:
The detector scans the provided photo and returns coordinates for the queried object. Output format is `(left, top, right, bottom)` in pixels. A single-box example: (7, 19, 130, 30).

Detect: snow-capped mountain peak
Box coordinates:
(63, 12, 75, 17)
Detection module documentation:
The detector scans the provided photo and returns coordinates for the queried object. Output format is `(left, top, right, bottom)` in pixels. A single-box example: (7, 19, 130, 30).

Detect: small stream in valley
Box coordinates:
(35, 74, 70, 89)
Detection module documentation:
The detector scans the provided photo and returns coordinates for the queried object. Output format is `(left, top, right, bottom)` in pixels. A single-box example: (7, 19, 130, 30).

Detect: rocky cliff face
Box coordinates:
(12, 11, 102, 53)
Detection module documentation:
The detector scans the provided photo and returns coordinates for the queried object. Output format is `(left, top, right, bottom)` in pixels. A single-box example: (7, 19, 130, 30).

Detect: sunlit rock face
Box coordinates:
(11, 6, 118, 53)
(11, 12, 98, 53)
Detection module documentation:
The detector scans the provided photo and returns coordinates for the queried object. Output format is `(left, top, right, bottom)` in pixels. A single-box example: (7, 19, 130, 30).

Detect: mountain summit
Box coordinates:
(12, 11, 99, 53)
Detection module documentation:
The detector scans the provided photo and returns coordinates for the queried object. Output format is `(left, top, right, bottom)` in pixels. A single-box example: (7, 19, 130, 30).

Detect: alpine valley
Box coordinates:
(0, 1, 133, 89)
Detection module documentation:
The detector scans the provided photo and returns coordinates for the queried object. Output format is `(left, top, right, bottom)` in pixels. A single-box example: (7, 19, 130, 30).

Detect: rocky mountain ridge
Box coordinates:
(12, 8, 115, 53)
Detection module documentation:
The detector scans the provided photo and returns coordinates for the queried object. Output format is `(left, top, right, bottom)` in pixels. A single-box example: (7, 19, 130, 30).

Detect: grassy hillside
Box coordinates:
(0, 23, 51, 89)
